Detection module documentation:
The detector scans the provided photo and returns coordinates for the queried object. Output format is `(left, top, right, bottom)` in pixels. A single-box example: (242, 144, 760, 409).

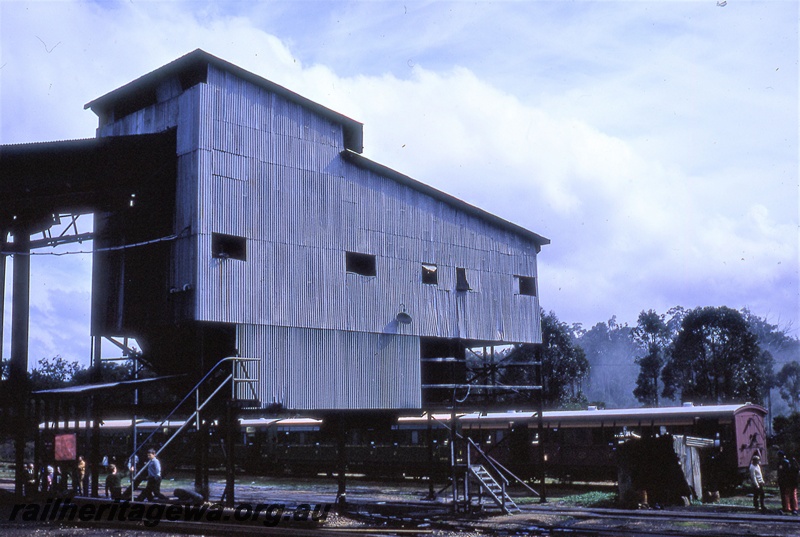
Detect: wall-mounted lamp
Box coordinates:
(396, 304, 412, 325)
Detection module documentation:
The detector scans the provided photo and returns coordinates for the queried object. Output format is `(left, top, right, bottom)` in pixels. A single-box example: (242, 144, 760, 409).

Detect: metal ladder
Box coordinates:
(465, 438, 521, 514)
(468, 464, 521, 514)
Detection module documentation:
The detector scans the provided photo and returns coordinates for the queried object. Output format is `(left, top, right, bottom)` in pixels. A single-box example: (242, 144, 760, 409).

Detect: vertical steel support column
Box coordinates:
(336, 418, 347, 506)
(91, 336, 102, 497)
(130, 349, 139, 501)
(450, 389, 458, 512)
(224, 401, 236, 507)
(536, 345, 547, 503)
(0, 236, 6, 365)
(426, 412, 435, 499)
(200, 420, 209, 499)
(195, 330, 209, 501)
(10, 231, 30, 496)
(34, 398, 42, 492)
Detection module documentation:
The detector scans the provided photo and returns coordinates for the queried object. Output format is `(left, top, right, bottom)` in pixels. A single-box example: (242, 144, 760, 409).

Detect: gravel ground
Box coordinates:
(2, 472, 799, 536)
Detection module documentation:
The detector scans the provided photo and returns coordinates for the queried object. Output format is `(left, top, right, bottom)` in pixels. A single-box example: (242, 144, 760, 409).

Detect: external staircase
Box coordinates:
(126, 356, 258, 491)
(468, 462, 521, 514)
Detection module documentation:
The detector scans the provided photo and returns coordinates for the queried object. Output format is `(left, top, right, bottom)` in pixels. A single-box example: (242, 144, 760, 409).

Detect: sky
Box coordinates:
(1, 0, 798, 370)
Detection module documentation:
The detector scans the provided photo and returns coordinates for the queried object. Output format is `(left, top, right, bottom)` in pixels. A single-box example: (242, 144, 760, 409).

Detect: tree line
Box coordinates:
(2, 305, 798, 414)
(504, 306, 799, 415)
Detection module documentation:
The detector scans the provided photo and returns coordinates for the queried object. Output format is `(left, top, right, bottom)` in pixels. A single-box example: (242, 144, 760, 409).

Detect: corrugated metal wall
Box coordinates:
(96, 62, 543, 410)
(237, 324, 420, 410)
(194, 65, 542, 343)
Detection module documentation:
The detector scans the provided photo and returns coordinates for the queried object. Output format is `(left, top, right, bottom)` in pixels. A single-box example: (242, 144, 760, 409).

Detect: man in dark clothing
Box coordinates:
(136, 449, 168, 502)
(105, 464, 122, 500)
(23, 464, 36, 497)
(777, 450, 799, 515)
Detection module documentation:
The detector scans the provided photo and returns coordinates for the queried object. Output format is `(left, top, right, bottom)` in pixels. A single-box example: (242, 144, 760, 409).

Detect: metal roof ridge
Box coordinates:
(83, 49, 364, 153)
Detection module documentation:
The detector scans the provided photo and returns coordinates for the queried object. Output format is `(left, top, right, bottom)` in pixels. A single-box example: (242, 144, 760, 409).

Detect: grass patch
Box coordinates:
(675, 521, 712, 529)
(550, 491, 618, 508)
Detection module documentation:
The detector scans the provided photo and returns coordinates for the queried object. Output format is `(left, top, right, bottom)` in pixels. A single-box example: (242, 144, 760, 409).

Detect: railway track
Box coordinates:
(3, 491, 799, 537)
(341, 500, 800, 536)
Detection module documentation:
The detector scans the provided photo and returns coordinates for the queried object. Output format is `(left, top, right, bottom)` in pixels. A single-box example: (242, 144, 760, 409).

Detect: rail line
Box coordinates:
(3, 493, 799, 537)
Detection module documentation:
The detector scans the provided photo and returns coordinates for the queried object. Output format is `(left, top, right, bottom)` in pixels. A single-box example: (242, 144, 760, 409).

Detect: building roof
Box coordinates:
(0, 131, 176, 233)
(342, 150, 550, 248)
(83, 50, 548, 248)
(84, 49, 364, 153)
(31, 374, 182, 396)
(459, 403, 767, 426)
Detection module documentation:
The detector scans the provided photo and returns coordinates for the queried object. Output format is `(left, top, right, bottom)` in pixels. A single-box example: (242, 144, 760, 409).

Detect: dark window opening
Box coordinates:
(518, 276, 537, 296)
(456, 268, 470, 291)
(422, 263, 438, 285)
(420, 337, 467, 405)
(212, 233, 247, 261)
(346, 251, 377, 276)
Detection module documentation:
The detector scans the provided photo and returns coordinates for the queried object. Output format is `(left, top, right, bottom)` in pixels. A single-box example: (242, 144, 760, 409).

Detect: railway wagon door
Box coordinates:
(735, 410, 767, 469)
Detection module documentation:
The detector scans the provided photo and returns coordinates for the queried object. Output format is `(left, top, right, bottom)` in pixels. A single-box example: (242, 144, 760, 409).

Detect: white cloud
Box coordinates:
(1, 0, 797, 370)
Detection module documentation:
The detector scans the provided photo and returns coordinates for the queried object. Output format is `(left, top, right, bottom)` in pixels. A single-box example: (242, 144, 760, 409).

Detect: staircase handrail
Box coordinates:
(432, 413, 540, 498)
(128, 357, 258, 479)
(480, 451, 541, 497)
(466, 437, 508, 486)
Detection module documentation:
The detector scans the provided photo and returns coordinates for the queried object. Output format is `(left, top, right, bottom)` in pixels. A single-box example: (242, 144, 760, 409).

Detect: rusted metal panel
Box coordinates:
(237, 324, 421, 410)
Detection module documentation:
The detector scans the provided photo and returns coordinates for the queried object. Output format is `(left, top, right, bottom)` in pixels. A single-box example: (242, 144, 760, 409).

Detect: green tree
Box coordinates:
(741, 308, 800, 417)
(776, 361, 800, 414)
(661, 306, 773, 405)
(500, 310, 590, 409)
(540, 310, 590, 408)
(664, 306, 688, 339)
(632, 310, 669, 407)
(772, 413, 800, 458)
(29, 355, 82, 390)
(72, 359, 134, 385)
(575, 316, 638, 408)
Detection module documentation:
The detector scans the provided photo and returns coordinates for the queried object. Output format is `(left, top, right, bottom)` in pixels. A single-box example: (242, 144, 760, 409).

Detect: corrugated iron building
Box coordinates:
(85, 50, 549, 412)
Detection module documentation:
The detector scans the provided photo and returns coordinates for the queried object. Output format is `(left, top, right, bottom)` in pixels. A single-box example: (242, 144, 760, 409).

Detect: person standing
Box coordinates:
(750, 454, 767, 512)
(23, 463, 36, 497)
(75, 456, 86, 496)
(105, 464, 122, 500)
(43, 465, 54, 493)
(777, 450, 799, 515)
(136, 449, 167, 502)
(54, 466, 64, 493)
